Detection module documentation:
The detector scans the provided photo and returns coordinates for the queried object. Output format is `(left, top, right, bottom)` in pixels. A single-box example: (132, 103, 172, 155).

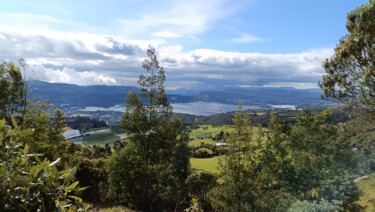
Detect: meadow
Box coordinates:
(189, 125, 234, 140)
(83, 128, 117, 146)
(190, 156, 221, 174)
(357, 175, 375, 211)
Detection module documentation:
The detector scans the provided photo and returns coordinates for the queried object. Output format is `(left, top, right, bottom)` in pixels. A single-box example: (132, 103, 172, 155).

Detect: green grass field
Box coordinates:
(83, 133, 117, 146)
(188, 139, 216, 147)
(357, 175, 375, 211)
(190, 156, 222, 174)
(189, 125, 234, 140)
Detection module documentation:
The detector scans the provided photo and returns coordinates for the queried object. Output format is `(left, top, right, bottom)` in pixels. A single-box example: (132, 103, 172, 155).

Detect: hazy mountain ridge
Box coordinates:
(28, 80, 328, 109)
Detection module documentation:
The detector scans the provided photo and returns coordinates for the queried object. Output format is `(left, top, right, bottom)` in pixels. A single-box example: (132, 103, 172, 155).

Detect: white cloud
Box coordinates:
(32, 65, 117, 85)
(231, 34, 263, 43)
(117, 0, 248, 38)
(152, 31, 181, 38)
(0, 24, 333, 89)
(263, 82, 319, 89)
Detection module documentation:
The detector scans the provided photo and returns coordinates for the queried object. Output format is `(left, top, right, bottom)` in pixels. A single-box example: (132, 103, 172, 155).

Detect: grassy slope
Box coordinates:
(189, 125, 234, 139)
(190, 156, 222, 174)
(83, 133, 117, 146)
(357, 175, 375, 211)
(188, 139, 216, 147)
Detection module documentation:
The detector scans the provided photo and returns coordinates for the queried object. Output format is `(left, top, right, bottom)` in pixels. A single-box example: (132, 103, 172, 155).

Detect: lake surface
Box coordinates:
(80, 102, 296, 116)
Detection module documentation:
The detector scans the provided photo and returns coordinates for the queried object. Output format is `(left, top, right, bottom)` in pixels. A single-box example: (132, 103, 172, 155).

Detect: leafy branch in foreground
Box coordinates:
(0, 118, 87, 212)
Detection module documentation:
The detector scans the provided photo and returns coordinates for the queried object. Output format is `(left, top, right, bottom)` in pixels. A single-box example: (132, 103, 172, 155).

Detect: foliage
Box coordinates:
(320, 0, 375, 117)
(0, 61, 26, 120)
(76, 157, 109, 203)
(186, 171, 217, 212)
(109, 46, 190, 211)
(0, 119, 86, 211)
(22, 102, 73, 166)
(193, 147, 214, 158)
(211, 105, 256, 211)
(287, 110, 357, 203)
(287, 199, 342, 212)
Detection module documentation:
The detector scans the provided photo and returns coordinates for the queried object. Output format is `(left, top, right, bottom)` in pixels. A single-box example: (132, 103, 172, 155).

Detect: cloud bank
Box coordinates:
(0, 25, 331, 89)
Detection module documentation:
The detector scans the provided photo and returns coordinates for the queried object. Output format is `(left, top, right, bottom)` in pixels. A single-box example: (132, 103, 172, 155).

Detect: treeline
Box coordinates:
(177, 109, 350, 127)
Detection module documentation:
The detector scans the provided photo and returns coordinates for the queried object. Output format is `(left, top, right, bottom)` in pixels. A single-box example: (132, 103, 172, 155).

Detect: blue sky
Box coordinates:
(0, 0, 369, 90)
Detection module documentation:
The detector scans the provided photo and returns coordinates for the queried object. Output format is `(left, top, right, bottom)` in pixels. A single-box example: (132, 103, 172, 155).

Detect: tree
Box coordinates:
(186, 171, 217, 211)
(22, 102, 71, 166)
(320, 1, 375, 116)
(212, 105, 255, 211)
(109, 46, 190, 211)
(286, 109, 360, 210)
(0, 62, 26, 120)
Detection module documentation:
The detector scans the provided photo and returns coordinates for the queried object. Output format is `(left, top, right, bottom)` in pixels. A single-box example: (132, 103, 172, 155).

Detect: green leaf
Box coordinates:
(23, 143, 29, 155)
(67, 181, 79, 191)
(21, 129, 34, 137)
(76, 186, 89, 192)
(11, 116, 18, 128)
(68, 195, 83, 203)
(62, 166, 77, 184)
(0, 119, 5, 129)
(33, 154, 42, 163)
(13, 175, 32, 186)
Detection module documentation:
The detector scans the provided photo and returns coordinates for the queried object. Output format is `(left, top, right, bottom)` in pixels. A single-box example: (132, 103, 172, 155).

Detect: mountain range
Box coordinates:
(28, 80, 330, 109)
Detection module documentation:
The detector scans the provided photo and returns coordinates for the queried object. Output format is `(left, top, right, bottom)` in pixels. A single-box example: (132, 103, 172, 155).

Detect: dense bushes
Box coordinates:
(76, 158, 109, 203)
(193, 147, 213, 158)
(0, 119, 86, 211)
(190, 143, 227, 158)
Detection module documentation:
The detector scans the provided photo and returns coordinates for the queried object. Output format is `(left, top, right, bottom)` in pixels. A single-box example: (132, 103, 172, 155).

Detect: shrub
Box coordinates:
(287, 199, 342, 212)
(0, 119, 86, 211)
(194, 148, 213, 158)
(76, 157, 109, 203)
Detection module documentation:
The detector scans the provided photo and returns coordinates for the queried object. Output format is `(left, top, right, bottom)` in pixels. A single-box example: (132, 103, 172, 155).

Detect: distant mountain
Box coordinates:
(28, 81, 329, 109)
(29, 81, 192, 107)
(189, 87, 326, 107)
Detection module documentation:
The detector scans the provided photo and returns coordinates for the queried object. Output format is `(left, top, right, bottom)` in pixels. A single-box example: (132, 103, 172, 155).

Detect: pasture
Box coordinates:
(357, 175, 375, 211)
(82, 127, 118, 146)
(190, 156, 222, 174)
(189, 125, 234, 140)
(188, 139, 216, 147)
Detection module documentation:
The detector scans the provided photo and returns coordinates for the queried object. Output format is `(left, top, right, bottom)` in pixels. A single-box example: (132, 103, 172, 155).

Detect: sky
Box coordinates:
(0, 0, 369, 91)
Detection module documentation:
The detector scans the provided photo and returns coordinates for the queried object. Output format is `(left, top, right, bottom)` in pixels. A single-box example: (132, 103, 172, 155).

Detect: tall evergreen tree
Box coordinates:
(320, 0, 375, 118)
(0, 62, 26, 120)
(109, 46, 190, 211)
(212, 105, 255, 211)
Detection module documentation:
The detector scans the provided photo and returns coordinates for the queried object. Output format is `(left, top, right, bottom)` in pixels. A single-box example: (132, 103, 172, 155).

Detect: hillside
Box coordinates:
(28, 80, 330, 110)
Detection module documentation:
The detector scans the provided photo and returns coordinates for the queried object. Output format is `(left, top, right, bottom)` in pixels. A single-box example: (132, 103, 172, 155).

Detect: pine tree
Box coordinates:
(213, 105, 255, 212)
(109, 46, 190, 211)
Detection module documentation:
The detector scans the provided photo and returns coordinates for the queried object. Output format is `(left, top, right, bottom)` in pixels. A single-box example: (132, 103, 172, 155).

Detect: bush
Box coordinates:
(194, 148, 214, 158)
(0, 119, 86, 211)
(186, 171, 217, 211)
(287, 199, 342, 212)
(76, 158, 109, 203)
